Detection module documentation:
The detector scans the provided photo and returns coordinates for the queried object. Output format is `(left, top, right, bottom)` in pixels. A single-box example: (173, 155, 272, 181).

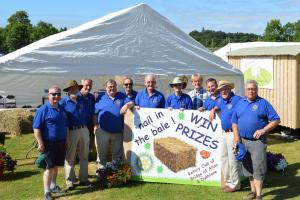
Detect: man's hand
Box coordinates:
(94, 124, 100, 134)
(253, 129, 266, 139)
(120, 104, 129, 115)
(233, 135, 240, 144)
(198, 107, 205, 112)
(37, 143, 45, 153)
(135, 105, 140, 110)
(209, 109, 216, 121)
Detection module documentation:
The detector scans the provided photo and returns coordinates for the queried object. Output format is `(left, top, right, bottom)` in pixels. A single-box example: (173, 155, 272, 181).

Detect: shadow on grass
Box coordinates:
(1, 170, 39, 181)
(54, 179, 146, 199)
(263, 162, 300, 199)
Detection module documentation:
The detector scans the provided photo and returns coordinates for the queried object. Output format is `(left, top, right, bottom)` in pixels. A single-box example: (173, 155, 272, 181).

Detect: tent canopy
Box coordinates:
(0, 3, 240, 76)
(0, 3, 243, 106)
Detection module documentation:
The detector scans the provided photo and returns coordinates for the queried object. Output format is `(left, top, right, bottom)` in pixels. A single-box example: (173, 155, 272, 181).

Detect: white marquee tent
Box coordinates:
(0, 3, 243, 106)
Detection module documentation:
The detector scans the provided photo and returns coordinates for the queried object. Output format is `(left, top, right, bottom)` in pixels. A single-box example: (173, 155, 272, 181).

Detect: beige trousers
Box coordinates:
(95, 128, 124, 169)
(221, 131, 241, 189)
(65, 127, 90, 184)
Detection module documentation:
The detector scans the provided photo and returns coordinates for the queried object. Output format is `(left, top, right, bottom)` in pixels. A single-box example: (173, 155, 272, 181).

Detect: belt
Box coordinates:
(69, 125, 85, 130)
(224, 129, 233, 133)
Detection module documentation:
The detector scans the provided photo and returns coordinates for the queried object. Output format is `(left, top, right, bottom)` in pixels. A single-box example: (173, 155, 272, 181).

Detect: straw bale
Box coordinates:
(0, 109, 35, 136)
(154, 137, 197, 172)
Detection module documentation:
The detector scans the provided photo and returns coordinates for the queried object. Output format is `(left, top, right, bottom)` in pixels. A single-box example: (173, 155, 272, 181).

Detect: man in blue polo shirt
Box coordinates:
(209, 80, 241, 193)
(94, 79, 134, 170)
(59, 80, 91, 190)
(119, 76, 137, 102)
(188, 73, 209, 109)
(33, 86, 68, 200)
(202, 78, 221, 111)
(135, 74, 165, 108)
(80, 78, 95, 150)
(165, 76, 192, 109)
(232, 80, 280, 200)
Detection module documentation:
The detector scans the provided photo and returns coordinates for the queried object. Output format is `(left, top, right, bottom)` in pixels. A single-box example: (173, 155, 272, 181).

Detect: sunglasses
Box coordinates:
(49, 93, 61, 97)
(173, 84, 182, 87)
(124, 83, 133, 86)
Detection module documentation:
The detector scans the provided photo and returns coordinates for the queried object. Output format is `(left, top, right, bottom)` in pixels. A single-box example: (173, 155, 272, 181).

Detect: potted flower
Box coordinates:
(267, 151, 288, 171)
(96, 159, 132, 188)
(0, 144, 17, 177)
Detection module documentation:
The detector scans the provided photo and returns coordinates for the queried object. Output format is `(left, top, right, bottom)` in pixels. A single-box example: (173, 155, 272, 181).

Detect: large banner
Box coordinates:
(124, 108, 222, 186)
(240, 57, 273, 89)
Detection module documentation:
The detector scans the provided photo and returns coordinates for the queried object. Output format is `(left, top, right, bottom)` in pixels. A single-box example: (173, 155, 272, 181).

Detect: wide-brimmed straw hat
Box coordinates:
(216, 80, 234, 91)
(63, 80, 83, 92)
(169, 76, 188, 89)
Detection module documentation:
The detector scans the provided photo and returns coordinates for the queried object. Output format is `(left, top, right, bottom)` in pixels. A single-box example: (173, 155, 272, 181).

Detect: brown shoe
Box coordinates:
(255, 196, 263, 200)
(223, 187, 236, 192)
(243, 191, 256, 200)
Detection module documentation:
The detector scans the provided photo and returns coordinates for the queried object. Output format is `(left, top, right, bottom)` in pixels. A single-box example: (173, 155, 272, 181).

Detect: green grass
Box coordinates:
(0, 134, 299, 200)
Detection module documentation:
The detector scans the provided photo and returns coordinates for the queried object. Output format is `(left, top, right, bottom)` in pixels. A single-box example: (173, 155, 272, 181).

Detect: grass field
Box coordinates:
(0, 133, 299, 200)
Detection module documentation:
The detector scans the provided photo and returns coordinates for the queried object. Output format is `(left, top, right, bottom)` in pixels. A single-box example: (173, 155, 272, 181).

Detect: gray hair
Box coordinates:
(145, 74, 156, 81)
(191, 73, 203, 82)
(105, 79, 117, 87)
(81, 78, 93, 84)
(245, 80, 258, 89)
(49, 86, 61, 92)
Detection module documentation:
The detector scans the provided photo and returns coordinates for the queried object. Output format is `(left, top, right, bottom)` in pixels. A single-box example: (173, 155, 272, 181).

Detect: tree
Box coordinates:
(5, 23, 31, 52)
(5, 10, 32, 53)
(263, 19, 283, 41)
(294, 20, 300, 41)
(31, 21, 59, 42)
(7, 11, 31, 26)
(0, 28, 8, 54)
(283, 22, 295, 41)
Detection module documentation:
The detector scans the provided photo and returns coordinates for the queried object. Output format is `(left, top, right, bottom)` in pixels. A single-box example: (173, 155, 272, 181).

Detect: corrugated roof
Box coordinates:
(227, 45, 300, 56)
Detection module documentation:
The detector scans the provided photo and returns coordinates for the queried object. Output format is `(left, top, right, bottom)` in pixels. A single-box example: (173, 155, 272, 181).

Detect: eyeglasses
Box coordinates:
(124, 83, 133, 86)
(49, 93, 61, 97)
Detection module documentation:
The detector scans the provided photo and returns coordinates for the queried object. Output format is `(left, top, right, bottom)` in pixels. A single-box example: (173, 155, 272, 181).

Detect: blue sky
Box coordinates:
(1, 0, 300, 35)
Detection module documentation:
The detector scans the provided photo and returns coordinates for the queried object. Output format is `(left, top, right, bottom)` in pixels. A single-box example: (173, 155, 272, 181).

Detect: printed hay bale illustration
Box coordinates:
(154, 137, 197, 173)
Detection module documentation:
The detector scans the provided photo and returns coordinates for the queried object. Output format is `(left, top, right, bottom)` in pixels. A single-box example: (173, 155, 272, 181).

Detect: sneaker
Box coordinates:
(50, 185, 63, 193)
(243, 191, 256, 200)
(66, 182, 75, 190)
(44, 192, 53, 200)
(255, 196, 263, 200)
(79, 181, 92, 187)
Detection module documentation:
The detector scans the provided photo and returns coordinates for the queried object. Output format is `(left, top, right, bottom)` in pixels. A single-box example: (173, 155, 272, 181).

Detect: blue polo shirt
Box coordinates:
(216, 93, 241, 131)
(81, 92, 95, 125)
(203, 94, 221, 111)
(165, 93, 192, 109)
(119, 89, 137, 102)
(95, 92, 130, 133)
(59, 95, 87, 127)
(33, 102, 68, 142)
(135, 88, 165, 108)
(232, 96, 280, 139)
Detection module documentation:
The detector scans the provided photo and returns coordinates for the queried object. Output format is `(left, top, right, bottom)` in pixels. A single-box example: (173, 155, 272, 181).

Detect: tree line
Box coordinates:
(190, 19, 300, 50)
(0, 11, 66, 55)
(1, 11, 300, 55)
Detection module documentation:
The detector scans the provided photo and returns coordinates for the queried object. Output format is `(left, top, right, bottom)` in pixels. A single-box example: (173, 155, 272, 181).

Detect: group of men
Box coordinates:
(33, 73, 280, 200)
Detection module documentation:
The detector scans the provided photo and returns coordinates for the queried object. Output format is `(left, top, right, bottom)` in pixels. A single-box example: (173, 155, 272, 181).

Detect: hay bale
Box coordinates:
(0, 109, 35, 136)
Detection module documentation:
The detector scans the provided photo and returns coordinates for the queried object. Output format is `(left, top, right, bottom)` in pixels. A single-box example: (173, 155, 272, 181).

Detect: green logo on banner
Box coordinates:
(243, 67, 272, 87)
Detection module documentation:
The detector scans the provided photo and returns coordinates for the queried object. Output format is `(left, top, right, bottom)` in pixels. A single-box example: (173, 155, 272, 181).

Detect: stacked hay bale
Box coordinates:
(0, 109, 35, 136)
